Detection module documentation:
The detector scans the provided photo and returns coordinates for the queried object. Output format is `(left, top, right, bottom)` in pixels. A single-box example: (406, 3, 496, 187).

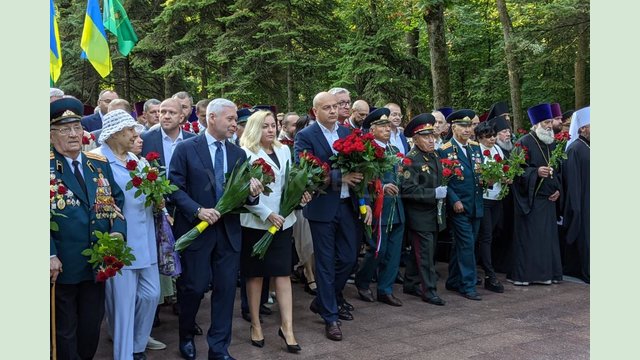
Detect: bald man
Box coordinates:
(343, 100, 369, 131)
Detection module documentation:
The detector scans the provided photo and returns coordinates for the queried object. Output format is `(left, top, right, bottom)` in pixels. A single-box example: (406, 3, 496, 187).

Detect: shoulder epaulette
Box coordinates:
(84, 151, 107, 162)
(440, 142, 452, 150)
(468, 140, 479, 146)
(50, 151, 54, 160)
(408, 149, 418, 157)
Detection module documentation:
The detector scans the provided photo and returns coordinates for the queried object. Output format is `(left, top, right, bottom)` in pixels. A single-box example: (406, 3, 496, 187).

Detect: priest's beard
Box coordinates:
(496, 138, 514, 151)
(535, 126, 555, 144)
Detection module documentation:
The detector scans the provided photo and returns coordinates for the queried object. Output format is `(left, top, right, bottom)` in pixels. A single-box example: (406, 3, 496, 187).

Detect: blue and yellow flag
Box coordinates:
(50, 0, 62, 83)
(80, 0, 112, 78)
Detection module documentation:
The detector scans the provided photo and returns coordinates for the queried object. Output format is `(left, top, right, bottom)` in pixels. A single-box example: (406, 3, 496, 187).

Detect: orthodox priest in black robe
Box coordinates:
(508, 103, 563, 285)
(562, 107, 590, 283)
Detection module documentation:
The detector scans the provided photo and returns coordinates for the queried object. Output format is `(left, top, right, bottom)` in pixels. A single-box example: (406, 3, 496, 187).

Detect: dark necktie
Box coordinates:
(214, 141, 225, 201)
(72, 160, 87, 195)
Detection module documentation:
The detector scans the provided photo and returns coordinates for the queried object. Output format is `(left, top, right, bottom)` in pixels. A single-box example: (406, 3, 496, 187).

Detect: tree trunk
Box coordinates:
(424, 3, 450, 109)
(574, 20, 589, 109)
(496, 0, 523, 130)
(405, 28, 419, 119)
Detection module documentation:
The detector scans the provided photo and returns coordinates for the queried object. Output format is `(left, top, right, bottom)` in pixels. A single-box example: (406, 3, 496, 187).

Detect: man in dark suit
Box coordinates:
(169, 98, 263, 360)
(294, 92, 372, 341)
(385, 103, 410, 155)
(401, 114, 448, 306)
(50, 97, 126, 359)
(438, 109, 484, 301)
(81, 89, 118, 132)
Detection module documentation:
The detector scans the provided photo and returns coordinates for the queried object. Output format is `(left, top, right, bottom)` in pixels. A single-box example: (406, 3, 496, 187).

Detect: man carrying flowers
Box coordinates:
(294, 91, 372, 342)
(168, 98, 264, 360)
(50, 97, 126, 360)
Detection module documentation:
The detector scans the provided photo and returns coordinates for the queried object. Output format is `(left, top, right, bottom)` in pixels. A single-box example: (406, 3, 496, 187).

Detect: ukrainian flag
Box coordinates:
(50, 0, 62, 83)
(80, 0, 112, 78)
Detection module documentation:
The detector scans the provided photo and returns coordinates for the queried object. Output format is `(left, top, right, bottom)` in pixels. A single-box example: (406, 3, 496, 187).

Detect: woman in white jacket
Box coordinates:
(240, 110, 310, 353)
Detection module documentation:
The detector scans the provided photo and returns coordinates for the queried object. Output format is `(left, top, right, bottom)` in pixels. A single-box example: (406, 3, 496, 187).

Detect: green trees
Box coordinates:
(52, 0, 588, 120)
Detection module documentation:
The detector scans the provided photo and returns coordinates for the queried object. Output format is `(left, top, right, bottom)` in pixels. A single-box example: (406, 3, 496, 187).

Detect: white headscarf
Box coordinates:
(566, 106, 590, 150)
(99, 109, 144, 144)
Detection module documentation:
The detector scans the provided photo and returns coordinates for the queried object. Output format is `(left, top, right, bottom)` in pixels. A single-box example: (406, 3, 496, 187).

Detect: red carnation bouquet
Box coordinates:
(330, 129, 389, 238)
(279, 138, 295, 162)
(498, 143, 527, 199)
(438, 158, 464, 223)
(174, 158, 275, 252)
(81, 231, 136, 281)
(125, 152, 179, 209)
(252, 151, 329, 259)
(514, 128, 528, 141)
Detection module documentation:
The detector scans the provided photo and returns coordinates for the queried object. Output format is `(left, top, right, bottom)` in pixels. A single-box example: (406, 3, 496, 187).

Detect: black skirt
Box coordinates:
(240, 226, 293, 277)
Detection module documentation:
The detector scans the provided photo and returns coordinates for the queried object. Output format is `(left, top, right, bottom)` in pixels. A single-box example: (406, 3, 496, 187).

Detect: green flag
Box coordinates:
(103, 0, 138, 56)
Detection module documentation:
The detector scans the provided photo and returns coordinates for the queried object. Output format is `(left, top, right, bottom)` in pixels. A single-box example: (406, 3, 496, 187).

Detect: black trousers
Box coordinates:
(477, 199, 503, 279)
(54, 280, 105, 360)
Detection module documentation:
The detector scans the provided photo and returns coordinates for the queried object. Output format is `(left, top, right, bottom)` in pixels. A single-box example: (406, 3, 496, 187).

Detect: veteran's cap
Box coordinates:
(237, 108, 256, 125)
(446, 109, 476, 125)
(404, 113, 436, 137)
(362, 108, 391, 130)
(50, 97, 84, 126)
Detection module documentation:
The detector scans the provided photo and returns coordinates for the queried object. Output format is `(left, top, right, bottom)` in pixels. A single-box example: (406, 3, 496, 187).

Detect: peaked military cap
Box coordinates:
(237, 107, 256, 125)
(437, 107, 454, 118)
(404, 113, 436, 137)
(362, 108, 391, 130)
(50, 97, 84, 125)
(446, 109, 476, 125)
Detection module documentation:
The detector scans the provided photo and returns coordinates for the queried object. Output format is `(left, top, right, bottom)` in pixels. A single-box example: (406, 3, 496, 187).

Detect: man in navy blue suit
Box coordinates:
(81, 89, 118, 132)
(169, 98, 264, 360)
(294, 92, 372, 341)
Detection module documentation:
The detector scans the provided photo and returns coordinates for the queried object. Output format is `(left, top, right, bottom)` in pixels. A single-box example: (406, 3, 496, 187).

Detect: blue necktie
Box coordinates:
(214, 141, 225, 202)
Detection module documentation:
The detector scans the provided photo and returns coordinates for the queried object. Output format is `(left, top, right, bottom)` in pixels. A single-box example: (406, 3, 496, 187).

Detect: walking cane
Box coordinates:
(51, 282, 57, 360)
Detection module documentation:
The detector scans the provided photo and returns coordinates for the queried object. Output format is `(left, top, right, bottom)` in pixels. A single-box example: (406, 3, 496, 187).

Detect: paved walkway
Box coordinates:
(95, 263, 589, 359)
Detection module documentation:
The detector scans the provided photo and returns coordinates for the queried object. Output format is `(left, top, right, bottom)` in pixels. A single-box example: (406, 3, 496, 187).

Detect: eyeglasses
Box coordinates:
(51, 125, 84, 136)
(337, 101, 351, 108)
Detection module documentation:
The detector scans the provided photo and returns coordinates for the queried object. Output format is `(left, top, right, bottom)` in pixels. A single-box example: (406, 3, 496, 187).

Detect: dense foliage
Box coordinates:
(53, 0, 589, 126)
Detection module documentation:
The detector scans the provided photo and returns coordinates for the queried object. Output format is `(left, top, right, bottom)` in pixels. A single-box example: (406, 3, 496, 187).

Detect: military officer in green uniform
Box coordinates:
(50, 97, 126, 360)
(438, 109, 484, 301)
(400, 113, 448, 306)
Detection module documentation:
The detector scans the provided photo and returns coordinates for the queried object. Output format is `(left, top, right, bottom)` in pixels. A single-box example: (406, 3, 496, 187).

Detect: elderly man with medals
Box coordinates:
(50, 97, 126, 360)
(400, 113, 448, 306)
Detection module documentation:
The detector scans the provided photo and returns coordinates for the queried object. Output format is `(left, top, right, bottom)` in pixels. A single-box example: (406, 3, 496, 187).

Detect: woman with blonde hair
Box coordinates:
(240, 110, 310, 353)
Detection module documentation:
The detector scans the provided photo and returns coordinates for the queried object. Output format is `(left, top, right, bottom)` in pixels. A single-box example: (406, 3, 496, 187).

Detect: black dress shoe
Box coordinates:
(309, 300, 320, 315)
(193, 323, 203, 335)
(325, 321, 342, 341)
(422, 295, 446, 306)
(341, 300, 355, 312)
(462, 292, 482, 301)
(445, 283, 459, 292)
(377, 293, 403, 307)
(259, 304, 272, 315)
(278, 327, 302, 353)
(250, 326, 264, 348)
(484, 278, 505, 293)
(403, 288, 423, 298)
(304, 281, 317, 295)
(395, 272, 405, 285)
(133, 352, 147, 360)
(338, 306, 354, 321)
(179, 338, 196, 360)
(357, 287, 375, 302)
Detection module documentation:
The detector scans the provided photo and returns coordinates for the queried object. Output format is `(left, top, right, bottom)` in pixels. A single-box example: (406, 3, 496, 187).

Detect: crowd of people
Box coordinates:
(49, 86, 590, 360)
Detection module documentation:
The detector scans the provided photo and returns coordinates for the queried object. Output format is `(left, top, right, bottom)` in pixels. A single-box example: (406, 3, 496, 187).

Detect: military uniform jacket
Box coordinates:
(400, 146, 443, 233)
(438, 139, 484, 219)
(378, 144, 405, 226)
(50, 149, 127, 284)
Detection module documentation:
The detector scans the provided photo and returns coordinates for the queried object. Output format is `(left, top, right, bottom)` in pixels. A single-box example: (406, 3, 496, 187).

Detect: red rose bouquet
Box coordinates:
(330, 129, 389, 238)
(497, 143, 527, 199)
(479, 149, 506, 196)
(438, 158, 464, 224)
(514, 128, 528, 141)
(81, 231, 136, 281)
(174, 158, 276, 252)
(125, 151, 179, 209)
(183, 121, 201, 134)
(252, 151, 329, 259)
